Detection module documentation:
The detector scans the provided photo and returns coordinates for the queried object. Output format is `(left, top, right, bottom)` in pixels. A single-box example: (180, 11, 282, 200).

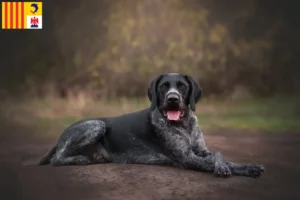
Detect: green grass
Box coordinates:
(1, 96, 300, 136)
(197, 97, 300, 132)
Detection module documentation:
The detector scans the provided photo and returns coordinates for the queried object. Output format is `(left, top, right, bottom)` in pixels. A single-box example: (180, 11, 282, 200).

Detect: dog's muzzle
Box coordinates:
(166, 92, 181, 109)
(164, 92, 184, 121)
(167, 93, 180, 104)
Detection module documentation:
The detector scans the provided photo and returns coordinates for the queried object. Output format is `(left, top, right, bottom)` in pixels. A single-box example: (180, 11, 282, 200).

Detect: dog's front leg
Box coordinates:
(191, 127, 210, 157)
(226, 161, 264, 178)
(191, 127, 232, 177)
(192, 128, 264, 178)
(165, 135, 231, 177)
(193, 149, 264, 178)
(192, 127, 264, 178)
(174, 150, 232, 178)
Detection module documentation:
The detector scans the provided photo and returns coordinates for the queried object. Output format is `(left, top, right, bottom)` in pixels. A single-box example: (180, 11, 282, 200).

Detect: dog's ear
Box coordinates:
(148, 75, 163, 111)
(185, 75, 202, 111)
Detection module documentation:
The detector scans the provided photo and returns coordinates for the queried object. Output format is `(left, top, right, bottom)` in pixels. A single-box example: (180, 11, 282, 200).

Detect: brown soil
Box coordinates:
(0, 122, 299, 200)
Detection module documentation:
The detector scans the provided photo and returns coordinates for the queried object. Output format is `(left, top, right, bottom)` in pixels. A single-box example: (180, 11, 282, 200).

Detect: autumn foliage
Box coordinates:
(1, 0, 299, 99)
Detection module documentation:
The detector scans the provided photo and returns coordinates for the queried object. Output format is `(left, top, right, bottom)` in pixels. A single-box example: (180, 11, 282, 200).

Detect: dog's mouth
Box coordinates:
(163, 110, 184, 121)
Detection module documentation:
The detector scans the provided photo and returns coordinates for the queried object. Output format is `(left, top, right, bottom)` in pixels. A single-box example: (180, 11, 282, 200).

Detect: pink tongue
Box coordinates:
(166, 111, 181, 120)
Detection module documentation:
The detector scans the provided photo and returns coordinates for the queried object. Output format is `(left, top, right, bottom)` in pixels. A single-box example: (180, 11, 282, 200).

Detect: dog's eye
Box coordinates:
(177, 82, 186, 90)
(179, 85, 186, 90)
(160, 84, 167, 89)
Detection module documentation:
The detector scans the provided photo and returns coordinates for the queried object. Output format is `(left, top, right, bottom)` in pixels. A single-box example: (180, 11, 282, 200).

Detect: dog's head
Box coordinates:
(148, 73, 202, 122)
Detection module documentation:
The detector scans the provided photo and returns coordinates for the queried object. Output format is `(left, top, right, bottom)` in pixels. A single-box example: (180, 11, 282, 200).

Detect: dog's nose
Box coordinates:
(167, 94, 179, 103)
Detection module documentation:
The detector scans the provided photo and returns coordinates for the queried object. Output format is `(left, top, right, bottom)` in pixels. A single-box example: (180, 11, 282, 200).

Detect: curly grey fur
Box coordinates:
(150, 108, 264, 177)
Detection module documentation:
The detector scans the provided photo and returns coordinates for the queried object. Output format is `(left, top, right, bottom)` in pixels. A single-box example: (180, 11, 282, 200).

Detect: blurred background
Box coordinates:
(0, 0, 300, 133)
(0, 2, 300, 199)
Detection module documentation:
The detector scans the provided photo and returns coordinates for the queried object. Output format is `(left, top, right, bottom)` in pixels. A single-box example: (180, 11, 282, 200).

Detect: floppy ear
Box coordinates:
(185, 75, 202, 111)
(147, 75, 163, 111)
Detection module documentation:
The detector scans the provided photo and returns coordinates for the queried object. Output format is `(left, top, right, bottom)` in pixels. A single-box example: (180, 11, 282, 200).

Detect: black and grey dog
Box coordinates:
(39, 73, 264, 178)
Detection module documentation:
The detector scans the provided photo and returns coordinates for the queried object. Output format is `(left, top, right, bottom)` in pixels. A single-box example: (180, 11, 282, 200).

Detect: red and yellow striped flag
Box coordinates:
(2, 2, 42, 29)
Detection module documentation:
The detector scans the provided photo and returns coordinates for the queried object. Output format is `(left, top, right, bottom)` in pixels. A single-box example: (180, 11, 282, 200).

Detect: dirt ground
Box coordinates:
(0, 121, 299, 200)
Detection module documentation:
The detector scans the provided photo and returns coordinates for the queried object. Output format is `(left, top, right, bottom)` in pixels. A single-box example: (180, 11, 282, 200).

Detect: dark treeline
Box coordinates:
(1, 0, 299, 99)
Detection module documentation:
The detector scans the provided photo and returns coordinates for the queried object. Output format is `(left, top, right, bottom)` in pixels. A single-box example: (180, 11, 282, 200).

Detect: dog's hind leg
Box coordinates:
(39, 145, 58, 165)
(50, 120, 106, 166)
(51, 155, 91, 166)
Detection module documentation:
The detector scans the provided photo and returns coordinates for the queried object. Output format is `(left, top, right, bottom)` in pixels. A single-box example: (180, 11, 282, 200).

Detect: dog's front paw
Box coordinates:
(247, 164, 265, 178)
(213, 161, 232, 178)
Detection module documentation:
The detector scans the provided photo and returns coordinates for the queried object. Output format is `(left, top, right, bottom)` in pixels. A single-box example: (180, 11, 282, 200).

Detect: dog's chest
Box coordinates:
(156, 125, 193, 146)
(173, 127, 192, 144)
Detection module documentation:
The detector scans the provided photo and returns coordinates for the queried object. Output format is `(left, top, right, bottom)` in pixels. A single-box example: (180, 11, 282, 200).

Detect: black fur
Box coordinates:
(148, 74, 163, 111)
(39, 73, 264, 178)
(184, 75, 202, 111)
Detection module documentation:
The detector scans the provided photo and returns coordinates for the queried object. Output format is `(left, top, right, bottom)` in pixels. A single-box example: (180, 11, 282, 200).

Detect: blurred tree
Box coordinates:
(1, 0, 299, 98)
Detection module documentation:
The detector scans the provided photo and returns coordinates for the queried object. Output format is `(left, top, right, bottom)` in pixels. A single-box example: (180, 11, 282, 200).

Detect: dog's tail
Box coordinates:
(38, 145, 57, 165)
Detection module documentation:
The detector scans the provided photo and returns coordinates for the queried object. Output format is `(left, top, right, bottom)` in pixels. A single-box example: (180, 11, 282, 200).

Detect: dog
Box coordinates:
(39, 73, 264, 178)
